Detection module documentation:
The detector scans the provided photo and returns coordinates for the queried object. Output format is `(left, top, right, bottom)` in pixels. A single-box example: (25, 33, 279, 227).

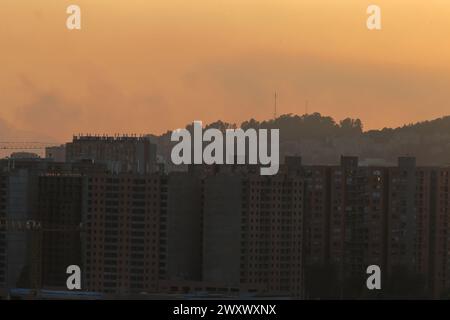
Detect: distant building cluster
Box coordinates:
(1, 135, 450, 299)
(65, 135, 157, 174)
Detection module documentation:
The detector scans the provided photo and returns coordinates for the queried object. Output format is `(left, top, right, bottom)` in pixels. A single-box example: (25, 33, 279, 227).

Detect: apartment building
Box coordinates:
(202, 164, 304, 297)
(66, 135, 157, 174)
(83, 173, 165, 294)
(37, 173, 83, 288)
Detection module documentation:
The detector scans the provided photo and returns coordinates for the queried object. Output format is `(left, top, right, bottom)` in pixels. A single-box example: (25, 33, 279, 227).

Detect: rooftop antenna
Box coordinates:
(305, 99, 309, 115)
(274, 91, 278, 120)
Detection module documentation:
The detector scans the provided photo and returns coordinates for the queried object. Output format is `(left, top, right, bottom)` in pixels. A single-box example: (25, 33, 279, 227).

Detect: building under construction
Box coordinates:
(66, 135, 157, 174)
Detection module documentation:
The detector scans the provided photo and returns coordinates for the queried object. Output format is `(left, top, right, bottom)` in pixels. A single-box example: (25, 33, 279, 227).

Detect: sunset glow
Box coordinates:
(1, 0, 450, 141)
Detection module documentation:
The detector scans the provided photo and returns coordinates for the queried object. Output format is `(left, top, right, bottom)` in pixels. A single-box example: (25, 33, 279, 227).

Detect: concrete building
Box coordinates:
(83, 173, 165, 294)
(66, 135, 157, 174)
(45, 145, 66, 162)
(0, 172, 7, 289)
(7, 169, 34, 290)
(202, 164, 304, 297)
(328, 157, 387, 291)
(3, 153, 450, 299)
(303, 165, 330, 267)
(0, 158, 107, 293)
(203, 171, 243, 287)
(37, 173, 83, 288)
(386, 158, 432, 280)
(9, 152, 40, 160)
(430, 168, 450, 297)
(164, 172, 203, 281)
(242, 171, 304, 296)
(0, 160, 48, 293)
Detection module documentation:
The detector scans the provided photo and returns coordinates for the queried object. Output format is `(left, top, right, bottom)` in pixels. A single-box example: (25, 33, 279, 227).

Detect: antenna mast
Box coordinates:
(274, 92, 278, 119)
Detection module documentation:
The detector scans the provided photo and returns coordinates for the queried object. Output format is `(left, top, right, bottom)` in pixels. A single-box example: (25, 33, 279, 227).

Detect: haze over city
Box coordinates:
(4, 1, 450, 304)
(1, 0, 450, 141)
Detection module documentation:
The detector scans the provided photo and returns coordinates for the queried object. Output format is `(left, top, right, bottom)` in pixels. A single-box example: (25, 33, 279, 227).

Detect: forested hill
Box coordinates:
(152, 113, 450, 166)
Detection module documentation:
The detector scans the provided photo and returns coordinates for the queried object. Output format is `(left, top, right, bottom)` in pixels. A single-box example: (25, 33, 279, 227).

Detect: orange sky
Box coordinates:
(1, 0, 450, 141)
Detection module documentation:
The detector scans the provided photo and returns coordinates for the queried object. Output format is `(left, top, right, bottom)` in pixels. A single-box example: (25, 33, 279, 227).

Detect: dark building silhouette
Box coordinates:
(45, 145, 66, 162)
(66, 135, 157, 174)
(37, 173, 83, 288)
(164, 172, 203, 281)
(328, 157, 387, 296)
(0, 159, 107, 294)
(385, 159, 432, 294)
(0, 173, 7, 289)
(431, 168, 450, 297)
(0, 164, 38, 292)
(83, 173, 165, 294)
(303, 166, 330, 266)
(202, 165, 304, 297)
(4, 152, 450, 299)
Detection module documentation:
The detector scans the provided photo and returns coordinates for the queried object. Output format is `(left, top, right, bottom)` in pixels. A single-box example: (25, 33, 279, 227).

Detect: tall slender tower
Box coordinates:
(274, 92, 278, 119)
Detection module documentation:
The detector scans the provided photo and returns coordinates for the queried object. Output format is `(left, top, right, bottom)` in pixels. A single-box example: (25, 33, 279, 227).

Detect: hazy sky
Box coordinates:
(1, 0, 450, 141)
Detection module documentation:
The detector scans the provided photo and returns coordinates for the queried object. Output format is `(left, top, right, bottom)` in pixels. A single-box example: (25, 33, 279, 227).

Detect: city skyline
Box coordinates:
(4, 0, 450, 307)
(1, 1, 450, 142)
(2, 150, 450, 299)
